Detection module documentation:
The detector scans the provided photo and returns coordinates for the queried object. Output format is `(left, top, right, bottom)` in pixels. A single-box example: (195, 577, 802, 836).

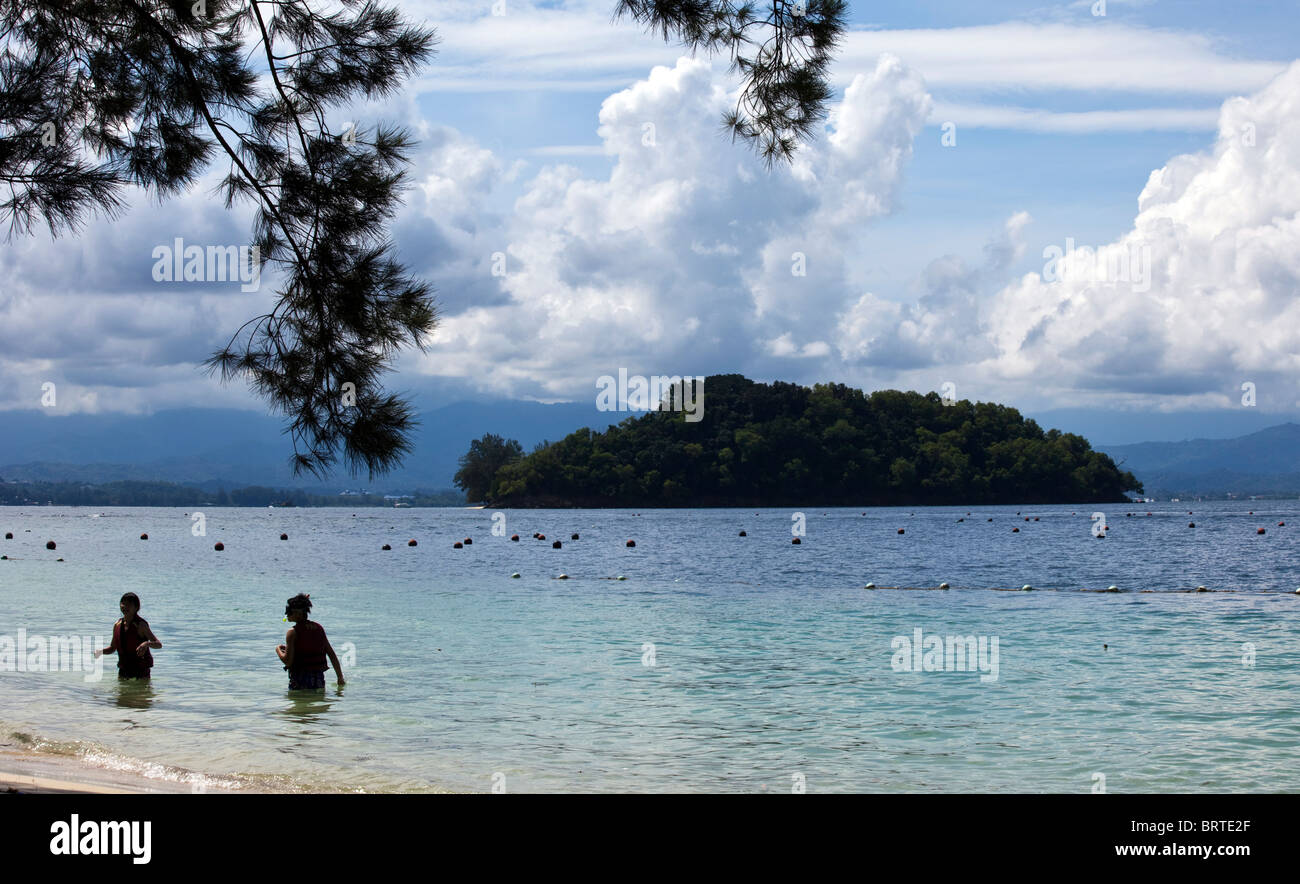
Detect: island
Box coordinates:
(459, 375, 1143, 507)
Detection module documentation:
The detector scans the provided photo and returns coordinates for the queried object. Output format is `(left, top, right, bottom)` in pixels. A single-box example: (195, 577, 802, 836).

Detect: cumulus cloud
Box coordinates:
(7, 31, 1299, 423)
(408, 53, 934, 398)
(976, 61, 1300, 409)
(432, 53, 1300, 414)
(819, 60, 1300, 413)
(832, 212, 1028, 372)
(0, 165, 273, 413)
(0, 77, 432, 415)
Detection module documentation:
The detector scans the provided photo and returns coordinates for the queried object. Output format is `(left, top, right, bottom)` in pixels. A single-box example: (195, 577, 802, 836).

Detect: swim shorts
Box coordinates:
(288, 671, 326, 690)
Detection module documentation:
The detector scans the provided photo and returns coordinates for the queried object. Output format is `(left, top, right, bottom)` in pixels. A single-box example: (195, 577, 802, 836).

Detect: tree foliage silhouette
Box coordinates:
(1, 0, 437, 479)
(615, 0, 847, 166)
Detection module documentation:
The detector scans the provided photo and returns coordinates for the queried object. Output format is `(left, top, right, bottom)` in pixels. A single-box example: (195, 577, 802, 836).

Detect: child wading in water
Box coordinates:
(276, 593, 345, 690)
(94, 592, 162, 680)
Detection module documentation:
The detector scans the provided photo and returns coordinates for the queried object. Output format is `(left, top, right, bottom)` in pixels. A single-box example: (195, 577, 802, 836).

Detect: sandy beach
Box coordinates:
(0, 732, 246, 794)
(0, 731, 425, 794)
(0, 750, 198, 794)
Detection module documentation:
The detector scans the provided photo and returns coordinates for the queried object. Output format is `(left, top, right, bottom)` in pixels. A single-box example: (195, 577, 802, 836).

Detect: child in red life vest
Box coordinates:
(94, 592, 162, 679)
(276, 593, 345, 690)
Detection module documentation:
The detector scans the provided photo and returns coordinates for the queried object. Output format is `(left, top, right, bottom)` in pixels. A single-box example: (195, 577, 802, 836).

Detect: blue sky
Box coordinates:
(2, 0, 1298, 445)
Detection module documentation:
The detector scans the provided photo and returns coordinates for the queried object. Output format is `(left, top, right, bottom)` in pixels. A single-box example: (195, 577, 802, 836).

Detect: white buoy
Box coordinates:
(616, 575, 627, 581)
(939, 582, 950, 589)
(510, 573, 521, 579)
(864, 582, 876, 589)
(1022, 584, 1033, 591)
(1107, 585, 1119, 592)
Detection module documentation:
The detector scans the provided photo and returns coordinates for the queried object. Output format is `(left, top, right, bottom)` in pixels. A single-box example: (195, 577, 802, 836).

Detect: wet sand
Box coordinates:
(0, 750, 200, 793)
(0, 733, 236, 794)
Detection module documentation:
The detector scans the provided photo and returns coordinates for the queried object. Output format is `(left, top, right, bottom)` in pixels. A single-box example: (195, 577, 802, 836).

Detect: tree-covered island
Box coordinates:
(457, 375, 1142, 507)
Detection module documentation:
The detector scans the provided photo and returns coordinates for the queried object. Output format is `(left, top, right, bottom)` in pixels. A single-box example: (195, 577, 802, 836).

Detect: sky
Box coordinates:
(3, 0, 1299, 444)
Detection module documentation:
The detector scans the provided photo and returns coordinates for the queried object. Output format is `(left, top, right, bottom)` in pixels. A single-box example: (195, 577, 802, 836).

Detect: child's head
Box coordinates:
(284, 593, 312, 623)
(120, 592, 141, 617)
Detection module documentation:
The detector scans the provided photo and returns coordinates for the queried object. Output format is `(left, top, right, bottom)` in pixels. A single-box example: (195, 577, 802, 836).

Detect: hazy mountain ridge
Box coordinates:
(1097, 423, 1300, 496)
(0, 401, 619, 491)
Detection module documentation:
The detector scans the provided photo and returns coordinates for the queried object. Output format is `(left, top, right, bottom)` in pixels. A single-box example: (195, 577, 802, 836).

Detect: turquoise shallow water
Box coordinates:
(0, 502, 1297, 792)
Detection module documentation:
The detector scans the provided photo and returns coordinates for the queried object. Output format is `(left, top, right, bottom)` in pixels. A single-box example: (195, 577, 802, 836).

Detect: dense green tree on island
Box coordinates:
(479, 375, 1143, 507)
(454, 434, 525, 503)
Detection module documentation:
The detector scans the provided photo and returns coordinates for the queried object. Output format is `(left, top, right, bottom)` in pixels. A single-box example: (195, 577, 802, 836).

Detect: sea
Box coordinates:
(1, 501, 1297, 793)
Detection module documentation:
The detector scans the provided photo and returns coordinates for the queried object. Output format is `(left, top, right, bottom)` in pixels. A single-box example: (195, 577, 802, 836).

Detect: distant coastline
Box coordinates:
(0, 479, 467, 508)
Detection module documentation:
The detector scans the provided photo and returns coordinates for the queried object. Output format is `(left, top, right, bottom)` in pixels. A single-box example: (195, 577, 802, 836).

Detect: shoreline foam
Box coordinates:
(0, 728, 453, 794)
(0, 747, 209, 794)
(0, 730, 290, 794)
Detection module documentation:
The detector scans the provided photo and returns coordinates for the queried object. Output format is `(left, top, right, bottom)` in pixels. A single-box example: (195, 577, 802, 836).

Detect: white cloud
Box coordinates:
(838, 23, 1285, 95)
(931, 102, 1219, 133)
(833, 212, 1027, 370)
(334, 55, 1300, 413)
(864, 61, 1300, 410)
(0, 163, 275, 413)
(5, 7, 1297, 420)
(765, 333, 831, 359)
(408, 4, 1283, 131)
(416, 6, 1282, 97)
(410, 54, 934, 397)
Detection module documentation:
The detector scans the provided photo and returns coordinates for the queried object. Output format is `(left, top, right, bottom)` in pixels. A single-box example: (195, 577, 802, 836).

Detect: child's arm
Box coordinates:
(276, 628, 295, 667)
(325, 640, 345, 686)
(94, 621, 120, 659)
(137, 624, 162, 657)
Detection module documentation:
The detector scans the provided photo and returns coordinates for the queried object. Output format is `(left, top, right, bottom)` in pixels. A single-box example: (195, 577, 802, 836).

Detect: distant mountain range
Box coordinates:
(2, 402, 1298, 499)
(0, 402, 622, 493)
(1096, 423, 1300, 497)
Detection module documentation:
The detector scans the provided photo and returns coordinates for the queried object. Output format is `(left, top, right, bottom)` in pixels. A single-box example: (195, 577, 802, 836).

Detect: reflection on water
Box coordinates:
(279, 687, 342, 725)
(113, 678, 155, 710)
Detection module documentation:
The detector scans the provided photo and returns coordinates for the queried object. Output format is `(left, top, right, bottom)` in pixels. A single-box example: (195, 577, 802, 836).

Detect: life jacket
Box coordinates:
(115, 617, 154, 675)
(290, 621, 328, 675)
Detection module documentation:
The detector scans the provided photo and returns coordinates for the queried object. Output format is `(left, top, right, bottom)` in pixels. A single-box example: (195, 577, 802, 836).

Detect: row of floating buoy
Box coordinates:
(6, 532, 296, 548)
(744, 515, 1295, 541)
(9, 513, 1291, 558)
(861, 581, 1300, 594)
(376, 534, 636, 550)
(505, 572, 627, 580)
